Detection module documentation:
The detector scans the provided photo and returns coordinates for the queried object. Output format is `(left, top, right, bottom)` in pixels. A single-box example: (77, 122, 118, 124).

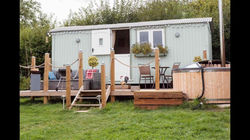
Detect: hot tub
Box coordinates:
(172, 60, 230, 104)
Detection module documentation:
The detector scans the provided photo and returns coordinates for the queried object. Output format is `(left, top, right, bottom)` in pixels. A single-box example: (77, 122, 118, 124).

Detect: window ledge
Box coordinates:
(134, 52, 167, 57)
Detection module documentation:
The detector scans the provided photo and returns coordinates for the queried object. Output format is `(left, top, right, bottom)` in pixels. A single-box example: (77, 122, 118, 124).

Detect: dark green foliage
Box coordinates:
(64, 0, 230, 61)
(20, 75, 30, 90)
(20, 0, 56, 77)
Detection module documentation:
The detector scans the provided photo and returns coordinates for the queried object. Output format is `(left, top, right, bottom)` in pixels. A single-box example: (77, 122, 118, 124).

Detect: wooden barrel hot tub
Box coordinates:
(172, 64, 230, 104)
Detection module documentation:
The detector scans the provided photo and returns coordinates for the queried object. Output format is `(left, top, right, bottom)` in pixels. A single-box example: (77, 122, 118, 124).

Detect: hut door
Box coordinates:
(113, 29, 130, 81)
(115, 54, 130, 81)
(91, 29, 111, 55)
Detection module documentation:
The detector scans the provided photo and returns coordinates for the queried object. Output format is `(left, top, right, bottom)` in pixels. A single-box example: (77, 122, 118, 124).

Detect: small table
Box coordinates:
(152, 66, 170, 88)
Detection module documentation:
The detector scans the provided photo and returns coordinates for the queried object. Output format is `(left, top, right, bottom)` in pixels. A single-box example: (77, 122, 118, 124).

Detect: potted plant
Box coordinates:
(88, 56, 99, 69)
(193, 56, 202, 62)
(87, 56, 101, 90)
(132, 42, 168, 57)
(156, 44, 168, 56)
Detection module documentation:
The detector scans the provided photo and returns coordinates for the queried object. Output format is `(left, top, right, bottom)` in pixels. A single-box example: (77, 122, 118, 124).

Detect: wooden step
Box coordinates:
(133, 89, 184, 110)
(76, 97, 100, 100)
(80, 89, 101, 93)
(72, 104, 100, 107)
(111, 89, 134, 96)
(115, 85, 130, 89)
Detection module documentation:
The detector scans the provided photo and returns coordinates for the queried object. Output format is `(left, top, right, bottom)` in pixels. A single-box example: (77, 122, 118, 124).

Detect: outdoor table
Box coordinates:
(152, 66, 170, 88)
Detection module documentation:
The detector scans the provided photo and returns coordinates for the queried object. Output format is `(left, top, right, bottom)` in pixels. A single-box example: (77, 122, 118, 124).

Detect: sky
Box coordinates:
(36, 0, 114, 26)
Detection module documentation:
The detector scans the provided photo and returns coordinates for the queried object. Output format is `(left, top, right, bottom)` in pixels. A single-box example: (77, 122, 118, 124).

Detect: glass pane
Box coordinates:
(139, 31, 149, 44)
(99, 38, 103, 45)
(153, 31, 162, 48)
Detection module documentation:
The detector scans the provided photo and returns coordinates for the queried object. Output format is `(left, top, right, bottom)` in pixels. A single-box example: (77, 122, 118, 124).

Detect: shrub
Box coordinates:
(157, 45, 168, 54)
(88, 56, 99, 69)
(140, 43, 153, 55)
(20, 75, 30, 90)
(131, 43, 141, 54)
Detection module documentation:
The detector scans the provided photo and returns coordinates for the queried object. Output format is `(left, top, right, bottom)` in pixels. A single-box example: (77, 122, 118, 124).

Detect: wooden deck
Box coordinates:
(20, 89, 101, 97)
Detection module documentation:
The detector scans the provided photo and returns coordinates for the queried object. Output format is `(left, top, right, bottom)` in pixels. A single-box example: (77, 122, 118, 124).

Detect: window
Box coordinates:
(99, 38, 103, 46)
(139, 31, 149, 44)
(137, 29, 164, 48)
(153, 31, 163, 48)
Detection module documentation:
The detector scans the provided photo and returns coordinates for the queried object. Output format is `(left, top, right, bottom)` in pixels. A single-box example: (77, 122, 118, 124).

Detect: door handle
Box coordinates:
(92, 48, 94, 53)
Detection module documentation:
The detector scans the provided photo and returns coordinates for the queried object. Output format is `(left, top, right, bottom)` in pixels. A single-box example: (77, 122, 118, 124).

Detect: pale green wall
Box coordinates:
(51, 31, 110, 82)
(52, 22, 212, 84)
(129, 23, 212, 83)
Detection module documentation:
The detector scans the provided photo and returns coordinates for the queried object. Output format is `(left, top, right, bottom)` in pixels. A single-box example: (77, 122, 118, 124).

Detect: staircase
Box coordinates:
(69, 86, 102, 109)
(69, 85, 111, 110)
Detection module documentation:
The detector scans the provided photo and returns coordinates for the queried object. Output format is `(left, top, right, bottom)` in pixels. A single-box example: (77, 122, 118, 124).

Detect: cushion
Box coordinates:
(49, 71, 57, 80)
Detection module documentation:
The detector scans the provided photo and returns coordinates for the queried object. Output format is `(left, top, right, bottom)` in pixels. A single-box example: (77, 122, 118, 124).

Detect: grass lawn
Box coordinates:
(20, 97, 230, 140)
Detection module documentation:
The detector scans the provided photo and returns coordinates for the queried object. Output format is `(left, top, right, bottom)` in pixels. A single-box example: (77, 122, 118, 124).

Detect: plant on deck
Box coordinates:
(193, 56, 202, 62)
(88, 56, 99, 69)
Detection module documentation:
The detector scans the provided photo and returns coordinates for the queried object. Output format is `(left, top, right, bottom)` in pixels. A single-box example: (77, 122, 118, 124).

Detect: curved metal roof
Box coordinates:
(50, 17, 212, 33)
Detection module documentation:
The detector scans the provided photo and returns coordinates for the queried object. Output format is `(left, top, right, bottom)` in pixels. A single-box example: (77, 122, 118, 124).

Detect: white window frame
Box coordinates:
(137, 28, 165, 49)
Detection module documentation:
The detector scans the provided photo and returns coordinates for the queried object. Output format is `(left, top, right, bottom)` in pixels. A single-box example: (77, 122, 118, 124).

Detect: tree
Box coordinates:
(63, 0, 230, 61)
(184, 0, 230, 61)
(20, 0, 56, 77)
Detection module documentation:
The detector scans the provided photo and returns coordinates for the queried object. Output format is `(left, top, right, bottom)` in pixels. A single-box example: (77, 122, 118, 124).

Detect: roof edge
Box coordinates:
(50, 17, 212, 33)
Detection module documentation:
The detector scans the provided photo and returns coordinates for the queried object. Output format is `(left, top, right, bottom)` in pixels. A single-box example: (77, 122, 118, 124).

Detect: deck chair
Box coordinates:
(138, 64, 154, 88)
(164, 62, 181, 88)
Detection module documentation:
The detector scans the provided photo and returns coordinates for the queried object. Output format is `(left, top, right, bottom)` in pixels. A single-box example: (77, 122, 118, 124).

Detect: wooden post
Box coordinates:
(101, 63, 106, 108)
(30, 56, 36, 101)
(78, 50, 83, 102)
(155, 48, 160, 90)
(66, 65, 71, 109)
(43, 53, 49, 104)
(31, 56, 39, 71)
(203, 50, 207, 60)
(31, 56, 36, 71)
(48, 57, 52, 101)
(110, 49, 115, 102)
(78, 50, 83, 89)
(48, 57, 52, 71)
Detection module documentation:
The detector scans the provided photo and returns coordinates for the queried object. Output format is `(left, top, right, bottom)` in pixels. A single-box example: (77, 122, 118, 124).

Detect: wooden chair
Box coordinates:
(164, 62, 181, 88)
(138, 64, 154, 88)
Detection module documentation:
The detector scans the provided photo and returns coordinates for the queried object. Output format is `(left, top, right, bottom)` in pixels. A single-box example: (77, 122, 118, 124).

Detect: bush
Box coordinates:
(140, 43, 153, 55)
(157, 45, 168, 54)
(131, 43, 142, 54)
(20, 75, 30, 90)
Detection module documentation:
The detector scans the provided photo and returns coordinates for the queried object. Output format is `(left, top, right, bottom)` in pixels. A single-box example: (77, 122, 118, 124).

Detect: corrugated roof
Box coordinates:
(50, 17, 212, 33)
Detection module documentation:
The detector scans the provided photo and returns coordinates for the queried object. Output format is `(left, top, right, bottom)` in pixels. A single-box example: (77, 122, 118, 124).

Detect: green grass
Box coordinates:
(20, 97, 230, 140)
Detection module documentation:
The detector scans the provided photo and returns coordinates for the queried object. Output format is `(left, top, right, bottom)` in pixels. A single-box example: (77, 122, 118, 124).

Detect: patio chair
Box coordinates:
(164, 62, 181, 88)
(138, 64, 154, 88)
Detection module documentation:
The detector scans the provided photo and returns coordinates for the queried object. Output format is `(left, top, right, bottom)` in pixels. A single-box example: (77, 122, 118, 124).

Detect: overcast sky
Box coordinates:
(36, 0, 114, 26)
